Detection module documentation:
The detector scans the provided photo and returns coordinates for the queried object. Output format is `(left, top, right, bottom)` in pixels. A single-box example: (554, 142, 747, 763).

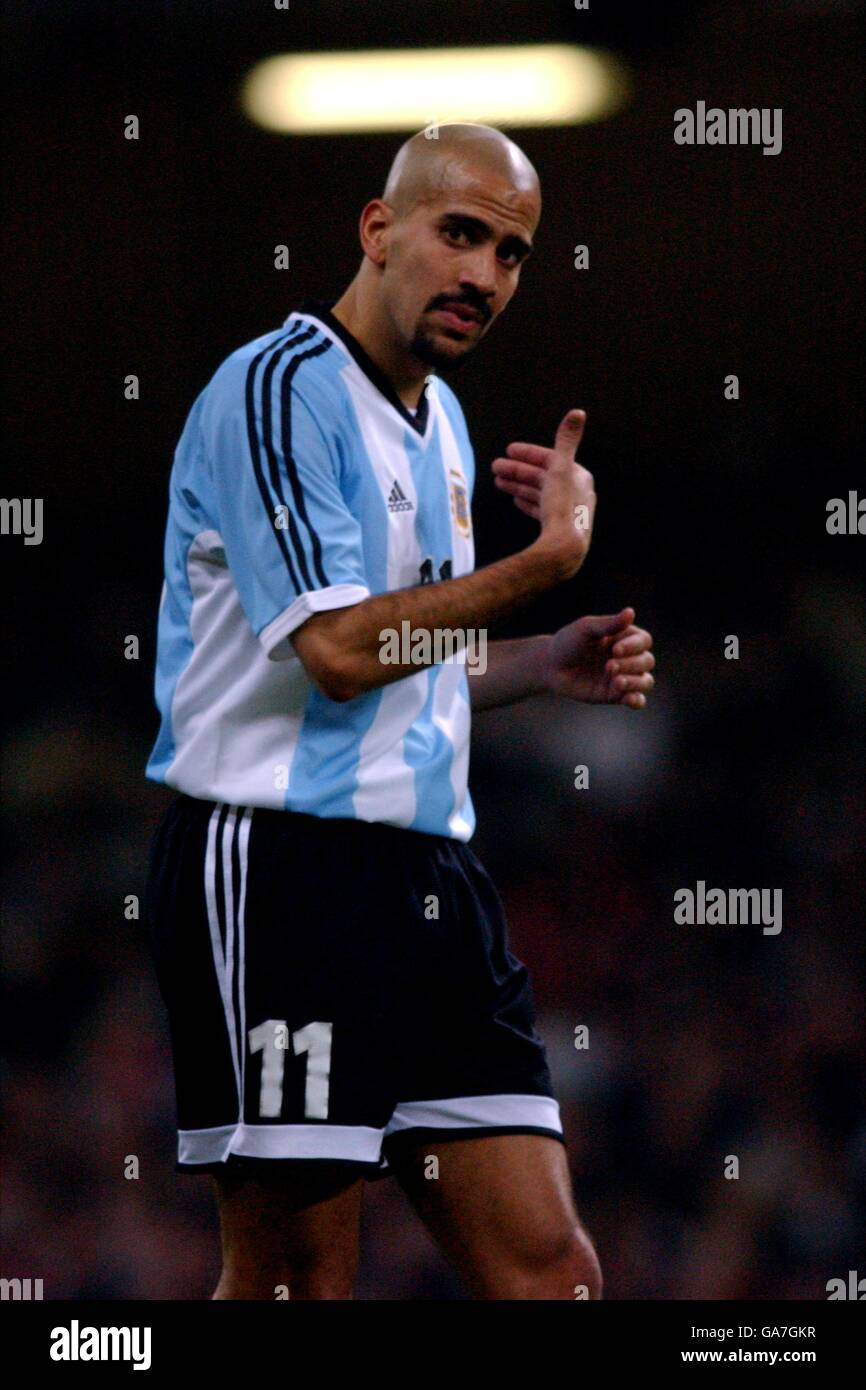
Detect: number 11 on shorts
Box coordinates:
(248, 1020, 333, 1119)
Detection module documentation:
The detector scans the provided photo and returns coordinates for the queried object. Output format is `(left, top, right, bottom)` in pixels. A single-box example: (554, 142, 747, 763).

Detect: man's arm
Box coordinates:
(292, 543, 570, 703)
(468, 635, 552, 711)
(292, 410, 594, 702)
(469, 615, 656, 712)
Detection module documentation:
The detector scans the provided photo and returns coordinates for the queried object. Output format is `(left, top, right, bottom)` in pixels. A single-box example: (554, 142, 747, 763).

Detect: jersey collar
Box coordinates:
(294, 298, 431, 438)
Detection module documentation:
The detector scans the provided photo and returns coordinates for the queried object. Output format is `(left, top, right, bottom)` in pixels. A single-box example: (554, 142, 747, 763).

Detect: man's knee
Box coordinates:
(278, 1246, 358, 1299)
(216, 1221, 361, 1300)
(528, 1221, 602, 1298)
(569, 1225, 603, 1300)
(215, 1250, 357, 1300)
(494, 1221, 603, 1300)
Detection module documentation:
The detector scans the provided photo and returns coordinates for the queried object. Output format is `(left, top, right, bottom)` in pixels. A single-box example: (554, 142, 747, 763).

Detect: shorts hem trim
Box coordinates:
(176, 1154, 387, 1176)
(382, 1124, 567, 1152)
(177, 1121, 384, 1167)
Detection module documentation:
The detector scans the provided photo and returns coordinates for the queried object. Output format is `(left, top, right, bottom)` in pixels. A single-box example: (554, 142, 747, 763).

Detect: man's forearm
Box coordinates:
(469, 635, 553, 711)
(294, 541, 570, 701)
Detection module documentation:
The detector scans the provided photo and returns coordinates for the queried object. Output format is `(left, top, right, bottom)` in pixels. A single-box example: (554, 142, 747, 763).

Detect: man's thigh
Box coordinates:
(211, 1160, 366, 1295)
(388, 1133, 586, 1286)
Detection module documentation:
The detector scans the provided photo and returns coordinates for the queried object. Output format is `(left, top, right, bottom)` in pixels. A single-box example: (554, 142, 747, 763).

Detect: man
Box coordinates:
(144, 123, 655, 1300)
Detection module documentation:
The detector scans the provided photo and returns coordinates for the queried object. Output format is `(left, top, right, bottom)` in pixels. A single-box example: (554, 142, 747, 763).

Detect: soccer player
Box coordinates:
(144, 123, 655, 1300)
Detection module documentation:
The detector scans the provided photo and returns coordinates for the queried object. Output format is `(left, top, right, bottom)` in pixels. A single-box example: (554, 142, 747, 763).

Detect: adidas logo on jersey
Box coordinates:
(387, 480, 414, 513)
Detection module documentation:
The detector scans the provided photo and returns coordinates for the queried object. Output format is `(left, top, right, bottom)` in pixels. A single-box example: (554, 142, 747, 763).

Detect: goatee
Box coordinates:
(408, 326, 473, 374)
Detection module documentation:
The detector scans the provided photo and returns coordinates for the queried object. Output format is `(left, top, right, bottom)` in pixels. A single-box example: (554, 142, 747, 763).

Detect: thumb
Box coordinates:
(553, 409, 586, 460)
(580, 608, 635, 638)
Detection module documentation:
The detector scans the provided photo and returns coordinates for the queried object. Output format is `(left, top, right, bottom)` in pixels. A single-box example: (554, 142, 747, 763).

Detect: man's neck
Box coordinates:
(330, 280, 428, 411)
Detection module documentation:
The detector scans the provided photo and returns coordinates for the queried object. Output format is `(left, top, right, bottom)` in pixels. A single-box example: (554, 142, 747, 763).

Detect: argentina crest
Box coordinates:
(449, 468, 470, 536)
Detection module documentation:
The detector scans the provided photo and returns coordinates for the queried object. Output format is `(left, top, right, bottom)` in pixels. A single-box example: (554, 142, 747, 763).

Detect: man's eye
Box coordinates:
(445, 226, 470, 244)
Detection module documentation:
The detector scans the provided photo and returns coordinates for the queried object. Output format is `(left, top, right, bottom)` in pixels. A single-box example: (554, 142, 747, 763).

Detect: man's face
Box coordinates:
(382, 171, 540, 373)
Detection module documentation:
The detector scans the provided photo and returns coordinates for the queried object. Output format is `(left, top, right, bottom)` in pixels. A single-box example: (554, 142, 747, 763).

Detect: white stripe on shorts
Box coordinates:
(203, 804, 252, 1121)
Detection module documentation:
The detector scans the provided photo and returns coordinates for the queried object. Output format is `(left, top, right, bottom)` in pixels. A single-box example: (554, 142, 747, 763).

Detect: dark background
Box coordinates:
(2, 0, 864, 1298)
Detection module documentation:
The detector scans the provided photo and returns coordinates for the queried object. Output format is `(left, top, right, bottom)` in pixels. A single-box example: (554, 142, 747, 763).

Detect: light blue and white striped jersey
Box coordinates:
(146, 300, 477, 840)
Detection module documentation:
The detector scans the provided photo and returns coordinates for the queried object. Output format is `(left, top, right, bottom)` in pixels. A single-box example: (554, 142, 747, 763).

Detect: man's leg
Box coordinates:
(210, 1162, 366, 1300)
(388, 1133, 602, 1300)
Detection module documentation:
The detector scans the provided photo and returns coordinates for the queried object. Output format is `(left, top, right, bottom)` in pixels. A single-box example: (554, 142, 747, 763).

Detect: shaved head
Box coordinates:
(383, 123, 540, 223)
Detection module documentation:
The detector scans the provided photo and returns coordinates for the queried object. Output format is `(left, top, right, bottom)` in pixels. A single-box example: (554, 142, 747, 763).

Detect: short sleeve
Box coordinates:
(206, 368, 370, 660)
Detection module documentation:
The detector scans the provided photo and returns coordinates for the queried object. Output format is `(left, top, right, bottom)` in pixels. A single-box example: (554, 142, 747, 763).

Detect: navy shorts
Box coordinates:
(143, 794, 565, 1178)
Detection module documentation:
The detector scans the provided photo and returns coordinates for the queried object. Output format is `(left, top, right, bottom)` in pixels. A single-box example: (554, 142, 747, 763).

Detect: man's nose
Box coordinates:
(457, 251, 497, 301)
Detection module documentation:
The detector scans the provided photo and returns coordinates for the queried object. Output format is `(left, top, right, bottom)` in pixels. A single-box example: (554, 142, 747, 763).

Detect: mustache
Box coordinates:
(427, 294, 491, 323)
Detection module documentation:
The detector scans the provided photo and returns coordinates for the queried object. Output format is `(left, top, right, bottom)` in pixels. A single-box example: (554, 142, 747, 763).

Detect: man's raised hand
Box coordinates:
(492, 409, 596, 579)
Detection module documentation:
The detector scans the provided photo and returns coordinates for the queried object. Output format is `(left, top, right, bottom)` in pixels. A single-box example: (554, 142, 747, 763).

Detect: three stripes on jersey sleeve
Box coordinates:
(243, 321, 334, 598)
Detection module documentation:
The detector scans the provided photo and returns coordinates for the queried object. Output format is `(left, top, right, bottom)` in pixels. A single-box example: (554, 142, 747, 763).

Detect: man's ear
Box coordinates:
(359, 199, 393, 267)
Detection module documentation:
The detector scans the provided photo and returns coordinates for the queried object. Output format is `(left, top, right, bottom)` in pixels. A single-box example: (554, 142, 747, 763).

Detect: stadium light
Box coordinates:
(240, 45, 631, 134)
